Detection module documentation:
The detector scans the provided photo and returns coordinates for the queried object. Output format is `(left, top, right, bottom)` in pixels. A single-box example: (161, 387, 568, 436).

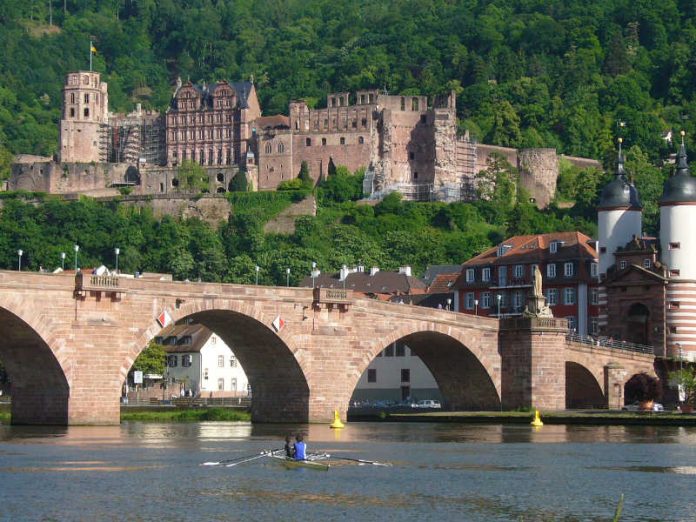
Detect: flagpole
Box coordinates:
(89, 40, 93, 71)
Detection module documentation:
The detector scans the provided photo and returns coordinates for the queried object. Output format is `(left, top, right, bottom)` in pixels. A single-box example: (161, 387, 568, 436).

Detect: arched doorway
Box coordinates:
(626, 303, 650, 345)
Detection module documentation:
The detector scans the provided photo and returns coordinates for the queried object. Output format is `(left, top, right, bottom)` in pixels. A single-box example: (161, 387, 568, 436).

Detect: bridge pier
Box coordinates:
(499, 317, 568, 410)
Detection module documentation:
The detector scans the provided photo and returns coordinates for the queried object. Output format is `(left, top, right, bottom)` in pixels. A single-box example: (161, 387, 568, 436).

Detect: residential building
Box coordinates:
(300, 265, 426, 300)
(453, 231, 599, 336)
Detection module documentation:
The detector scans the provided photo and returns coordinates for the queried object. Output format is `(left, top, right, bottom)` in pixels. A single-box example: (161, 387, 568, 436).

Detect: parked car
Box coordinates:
(622, 401, 663, 412)
(413, 399, 441, 409)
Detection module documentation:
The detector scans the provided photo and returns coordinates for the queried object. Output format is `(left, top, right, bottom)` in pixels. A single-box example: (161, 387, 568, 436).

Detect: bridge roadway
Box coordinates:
(0, 271, 654, 425)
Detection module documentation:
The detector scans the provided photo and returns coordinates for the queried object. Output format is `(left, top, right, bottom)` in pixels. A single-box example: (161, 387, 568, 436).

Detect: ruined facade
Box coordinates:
(11, 71, 600, 206)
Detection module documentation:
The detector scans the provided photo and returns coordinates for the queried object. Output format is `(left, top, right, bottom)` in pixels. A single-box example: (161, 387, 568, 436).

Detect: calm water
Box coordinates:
(1, 422, 695, 521)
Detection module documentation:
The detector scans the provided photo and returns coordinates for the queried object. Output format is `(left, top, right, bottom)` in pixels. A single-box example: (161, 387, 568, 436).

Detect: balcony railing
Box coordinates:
(566, 333, 654, 355)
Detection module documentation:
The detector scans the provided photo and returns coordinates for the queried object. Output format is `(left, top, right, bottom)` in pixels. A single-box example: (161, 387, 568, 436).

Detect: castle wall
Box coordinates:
(518, 148, 558, 208)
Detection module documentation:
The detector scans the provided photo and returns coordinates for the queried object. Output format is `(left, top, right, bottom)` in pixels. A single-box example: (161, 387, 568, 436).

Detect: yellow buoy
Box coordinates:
(330, 409, 345, 429)
(531, 409, 544, 427)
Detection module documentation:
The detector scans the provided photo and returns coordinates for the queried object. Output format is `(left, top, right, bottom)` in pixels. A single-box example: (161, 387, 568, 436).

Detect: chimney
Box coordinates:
(339, 265, 350, 281)
(398, 266, 412, 277)
(357, 265, 365, 273)
(370, 267, 380, 276)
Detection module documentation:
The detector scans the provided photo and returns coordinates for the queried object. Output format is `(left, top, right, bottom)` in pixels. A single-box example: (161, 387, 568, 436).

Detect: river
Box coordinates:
(1, 421, 695, 521)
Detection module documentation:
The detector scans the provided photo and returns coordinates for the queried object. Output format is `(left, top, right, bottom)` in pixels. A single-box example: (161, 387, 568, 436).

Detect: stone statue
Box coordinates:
(533, 265, 543, 297)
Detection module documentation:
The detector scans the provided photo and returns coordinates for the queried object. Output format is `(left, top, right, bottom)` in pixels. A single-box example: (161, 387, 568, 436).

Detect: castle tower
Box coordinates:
(597, 139, 642, 335)
(660, 133, 696, 359)
(59, 71, 108, 163)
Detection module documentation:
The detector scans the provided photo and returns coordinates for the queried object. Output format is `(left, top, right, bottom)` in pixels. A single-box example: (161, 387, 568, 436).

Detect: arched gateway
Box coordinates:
(0, 272, 654, 425)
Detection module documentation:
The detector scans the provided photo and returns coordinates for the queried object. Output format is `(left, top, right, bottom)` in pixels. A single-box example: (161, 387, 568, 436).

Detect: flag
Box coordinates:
(272, 315, 285, 332)
(157, 310, 173, 328)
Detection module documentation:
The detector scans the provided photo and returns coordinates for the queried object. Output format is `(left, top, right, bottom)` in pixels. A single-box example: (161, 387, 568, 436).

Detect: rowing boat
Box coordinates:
(267, 453, 330, 471)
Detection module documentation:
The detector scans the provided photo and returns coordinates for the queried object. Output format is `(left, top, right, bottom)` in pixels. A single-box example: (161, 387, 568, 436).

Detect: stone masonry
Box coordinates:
(0, 271, 654, 425)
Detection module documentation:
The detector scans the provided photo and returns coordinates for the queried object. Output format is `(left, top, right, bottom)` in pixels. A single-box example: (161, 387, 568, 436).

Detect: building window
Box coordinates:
(514, 265, 524, 279)
(590, 318, 599, 335)
(482, 268, 491, 282)
(619, 260, 627, 270)
(550, 241, 558, 254)
(670, 326, 678, 334)
(278, 143, 284, 153)
(306, 138, 311, 146)
(498, 266, 507, 286)
(358, 136, 364, 144)
(465, 269, 475, 282)
(182, 354, 192, 367)
(481, 292, 491, 308)
(70, 108, 75, 117)
(230, 356, 237, 367)
(547, 288, 558, 306)
(367, 369, 376, 383)
(217, 355, 224, 367)
(204, 368, 209, 380)
(321, 137, 326, 146)
(512, 291, 524, 310)
(167, 355, 178, 367)
(567, 316, 577, 331)
(84, 108, 89, 117)
(84, 94, 89, 103)
(670, 269, 681, 277)
(465, 292, 475, 309)
(547, 264, 556, 278)
(669, 242, 681, 250)
(340, 137, 345, 145)
(564, 287, 576, 305)
(590, 263, 598, 278)
(564, 262, 574, 277)
(401, 369, 410, 383)
(265, 143, 272, 154)
(218, 378, 225, 391)
(70, 93, 75, 103)
(590, 288, 599, 305)
(231, 378, 237, 391)
(384, 345, 394, 357)
(670, 301, 680, 310)
(395, 344, 405, 357)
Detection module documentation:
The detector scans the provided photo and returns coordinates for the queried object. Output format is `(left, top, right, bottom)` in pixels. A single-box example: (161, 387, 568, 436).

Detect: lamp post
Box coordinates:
(255, 265, 260, 285)
(286, 267, 291, 287)
(60, 252, 66, 270)
(17, 249, 23, 271)
(311, 262, 317, 288)
(677, 342, 683, 372)
(73, 244, 79, 271)
(446, 297, 452, 311)
(114, 247, 120, 273)
(474, 299, 479, 316)
(497, 294, 502, 318)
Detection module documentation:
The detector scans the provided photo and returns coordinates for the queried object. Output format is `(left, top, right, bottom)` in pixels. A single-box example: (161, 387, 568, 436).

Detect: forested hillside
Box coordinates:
(2, 0, 696, 171)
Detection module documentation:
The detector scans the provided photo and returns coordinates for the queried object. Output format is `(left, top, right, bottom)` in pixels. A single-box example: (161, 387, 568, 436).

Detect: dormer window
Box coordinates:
(465, 269, 475, 283)
(550, 241, 558, 254)
(497, 244, 512, 257)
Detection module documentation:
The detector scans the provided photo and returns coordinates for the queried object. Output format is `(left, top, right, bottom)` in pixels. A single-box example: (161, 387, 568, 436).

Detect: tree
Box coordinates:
(176, 160, 209, 193)
(229, 171, 249, 192)
(132, 340, 166, 376)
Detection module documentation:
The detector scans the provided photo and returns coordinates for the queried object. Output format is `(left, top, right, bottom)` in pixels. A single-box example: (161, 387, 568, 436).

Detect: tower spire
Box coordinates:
(676, 130, 690, 177)
(616, 137, 626, 177)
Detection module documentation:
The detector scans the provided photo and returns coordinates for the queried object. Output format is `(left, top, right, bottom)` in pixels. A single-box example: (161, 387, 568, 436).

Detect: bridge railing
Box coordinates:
(566, 333, 654, 355)
(74, 271, 125, 295)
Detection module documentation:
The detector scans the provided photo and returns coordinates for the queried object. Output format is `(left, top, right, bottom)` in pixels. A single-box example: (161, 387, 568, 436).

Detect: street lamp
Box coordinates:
(677, 342, 683, 372)
(17, 249, 23, 271)
(286, 267, 291, 287)
(60, 252, 66, 270)
(255, 265, 260, 285)
(474, 299, 479, 316)
(73, 244, 79, 271)
(497, 294, 502, 318)
(446, 297, 452, 311)
(311, 261, 317, 288)
(114, 247, 120, 273)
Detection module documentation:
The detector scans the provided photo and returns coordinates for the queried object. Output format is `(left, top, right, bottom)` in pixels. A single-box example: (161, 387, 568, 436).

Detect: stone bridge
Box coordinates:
(0, 271, 654, 425)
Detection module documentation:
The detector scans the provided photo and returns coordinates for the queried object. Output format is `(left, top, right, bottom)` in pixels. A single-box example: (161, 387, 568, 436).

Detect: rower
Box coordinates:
(294, 433, 306, 461)
(284, 435, 295, 458)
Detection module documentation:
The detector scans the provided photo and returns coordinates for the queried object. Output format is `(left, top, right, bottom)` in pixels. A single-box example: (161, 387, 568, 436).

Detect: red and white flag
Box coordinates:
(157, 310, 173, 328)
(272, 315, 285, 332)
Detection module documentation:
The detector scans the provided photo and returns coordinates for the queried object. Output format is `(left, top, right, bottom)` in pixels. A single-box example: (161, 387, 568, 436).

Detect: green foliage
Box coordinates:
(176, 161, 209, 193)
(132, 341, 166, 376)
(624, 372, 662, 403)
(121, 408, 250, 422)
(229, 172, 249, 192)
(318, 166, 364, 203)
(668, 368, 696, 406)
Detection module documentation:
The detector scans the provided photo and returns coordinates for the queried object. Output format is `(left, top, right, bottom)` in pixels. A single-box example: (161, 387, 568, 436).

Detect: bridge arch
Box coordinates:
(130, 300, 309, 423)
(565, 362, 605, 409)
(0, 303, 70, 424)
(354, 324, 501, 410)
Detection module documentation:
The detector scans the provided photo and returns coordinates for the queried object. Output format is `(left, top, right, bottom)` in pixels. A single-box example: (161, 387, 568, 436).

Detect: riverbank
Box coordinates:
(0, 407, 250, 424)
(349, 409, 696, 426)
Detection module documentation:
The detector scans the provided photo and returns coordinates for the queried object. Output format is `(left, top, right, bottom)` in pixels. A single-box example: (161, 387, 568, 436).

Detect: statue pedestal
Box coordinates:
(523, 295, 553, 318)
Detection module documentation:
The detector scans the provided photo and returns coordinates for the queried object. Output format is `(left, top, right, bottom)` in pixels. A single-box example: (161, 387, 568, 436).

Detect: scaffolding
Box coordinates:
(108, 113, 165, 166)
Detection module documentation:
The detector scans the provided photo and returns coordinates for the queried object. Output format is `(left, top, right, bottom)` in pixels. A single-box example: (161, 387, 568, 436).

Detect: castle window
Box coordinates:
(84, 94, 89, 103)
(401, 97, 405, 110)
(84, 108, 89, 117)
(358, 136, 364, 144)
(70, 93, 75, 103)
(369, 94, 374, 103)
(306, 138, 311, 147)
(669, 242, 681, 250)
(217, 149, 222, 165)
(362, 118, 367, 127)
(322, 138, 326, 146)
(70, 108, 75, 117)
(277, 143, 284, 153)
(412, 98, 419, 111)
(340, 137, 345, 145)
(413, 172, 418, 179)
(265, 143, 272, 154)
(360, 94, 366, 104)
(208, 149, 214, 165)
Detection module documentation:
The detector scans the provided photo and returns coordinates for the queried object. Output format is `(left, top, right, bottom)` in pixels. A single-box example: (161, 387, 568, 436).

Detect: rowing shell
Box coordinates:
(267, 454, 330, 471)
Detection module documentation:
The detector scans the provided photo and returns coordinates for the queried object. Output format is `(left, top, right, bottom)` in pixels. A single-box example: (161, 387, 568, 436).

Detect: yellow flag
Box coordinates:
(91, 45, 97, 54)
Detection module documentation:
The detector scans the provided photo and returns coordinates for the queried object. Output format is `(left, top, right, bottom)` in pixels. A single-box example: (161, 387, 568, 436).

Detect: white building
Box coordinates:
(156, 322, 249, 397)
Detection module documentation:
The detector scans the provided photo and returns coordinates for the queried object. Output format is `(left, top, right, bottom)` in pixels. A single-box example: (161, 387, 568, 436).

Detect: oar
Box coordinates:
(330, 456, 392, 467)
(226, 449, 283, 468)
(202, 448, 282, 466)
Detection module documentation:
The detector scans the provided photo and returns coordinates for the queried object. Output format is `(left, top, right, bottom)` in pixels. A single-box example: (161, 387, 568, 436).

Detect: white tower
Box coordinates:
(59, 71, 108, 163)
(660, 133, 696, 359)
(597, 138, 643, 277)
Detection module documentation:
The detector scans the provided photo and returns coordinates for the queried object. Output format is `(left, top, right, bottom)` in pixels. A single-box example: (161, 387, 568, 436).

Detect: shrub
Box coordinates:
(624, 372, 661, 403)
